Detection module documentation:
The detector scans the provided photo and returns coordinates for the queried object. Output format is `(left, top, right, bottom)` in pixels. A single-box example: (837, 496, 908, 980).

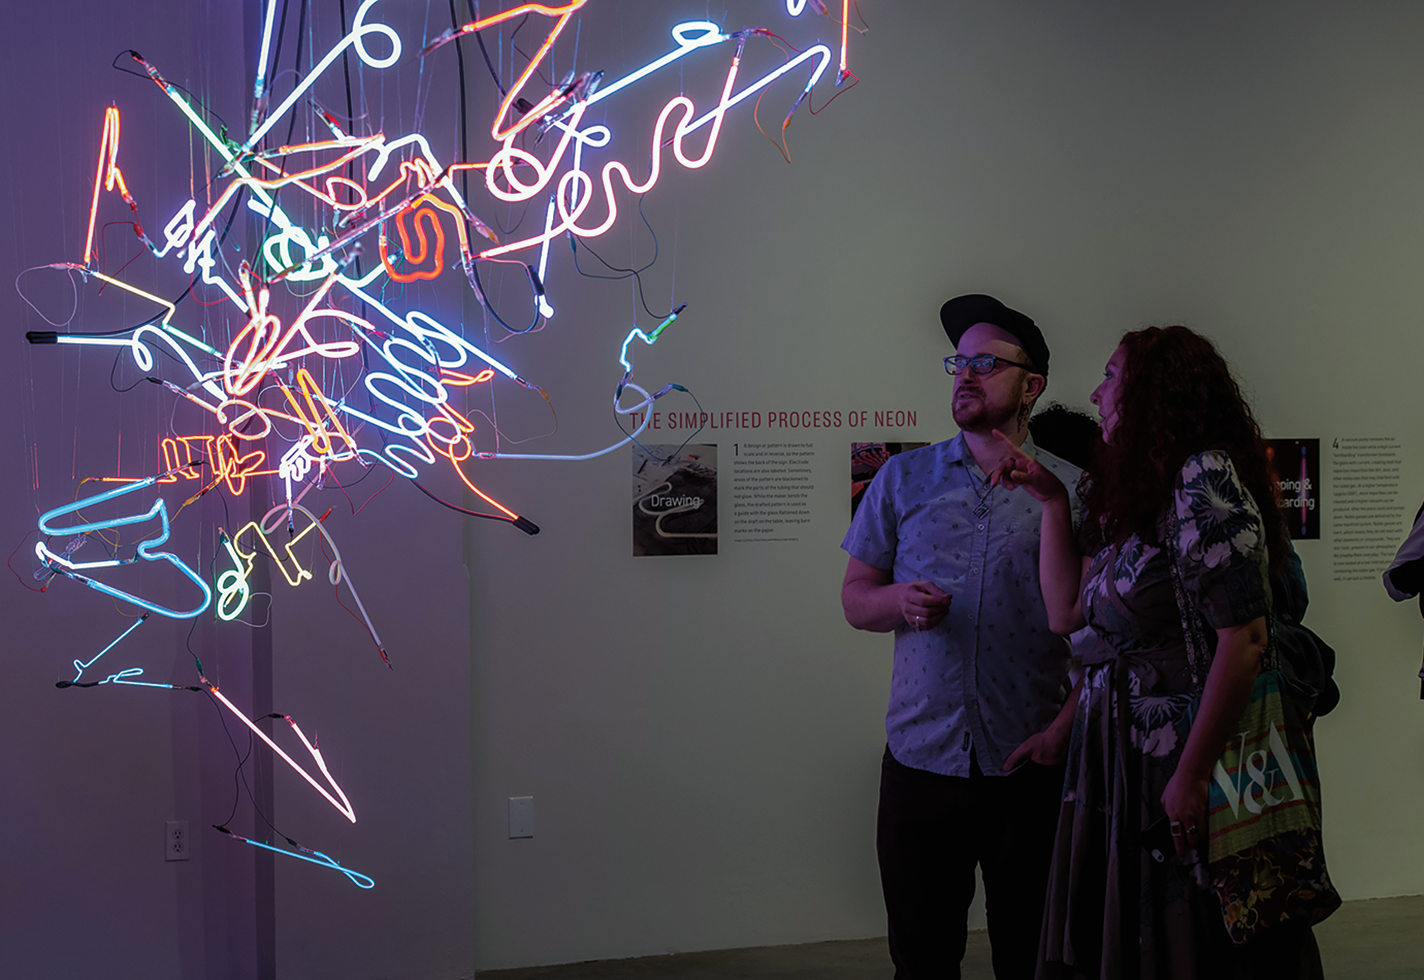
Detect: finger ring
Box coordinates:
(914, 615, 921, 628)
(1186, 825, 1198, 836)
(1169, 822, 1183, 837)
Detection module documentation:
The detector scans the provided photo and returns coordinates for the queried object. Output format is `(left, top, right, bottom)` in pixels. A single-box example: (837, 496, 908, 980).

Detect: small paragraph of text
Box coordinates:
(731, 442, 815, 543)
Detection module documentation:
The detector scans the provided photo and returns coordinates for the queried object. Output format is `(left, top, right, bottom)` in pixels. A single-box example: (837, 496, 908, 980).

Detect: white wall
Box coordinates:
(1, 2, 1422, 978)
(464, 0, 1424, 968)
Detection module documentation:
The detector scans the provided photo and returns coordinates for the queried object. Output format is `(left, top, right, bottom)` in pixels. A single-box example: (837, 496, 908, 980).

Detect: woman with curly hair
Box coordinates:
(992, 326, 1323, 978)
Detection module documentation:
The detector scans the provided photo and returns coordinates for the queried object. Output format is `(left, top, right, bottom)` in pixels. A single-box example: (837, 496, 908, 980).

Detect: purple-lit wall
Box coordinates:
(0, 3, 473, 977)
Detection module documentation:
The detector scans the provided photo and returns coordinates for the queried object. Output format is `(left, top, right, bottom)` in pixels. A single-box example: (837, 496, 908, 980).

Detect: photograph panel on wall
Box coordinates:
(633, 444, 718, 556)
(850, 442, 930, 518)
(1268, 438, 1320, 540)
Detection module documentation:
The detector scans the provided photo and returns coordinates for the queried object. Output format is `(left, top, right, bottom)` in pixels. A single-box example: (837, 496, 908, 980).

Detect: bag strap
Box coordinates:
(1164, 483, 1279, 695)
(1163, 508, 1212, 694)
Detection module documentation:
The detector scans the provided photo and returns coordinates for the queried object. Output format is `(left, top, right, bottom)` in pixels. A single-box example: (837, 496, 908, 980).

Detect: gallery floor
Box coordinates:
(476, 895, 1422, 980)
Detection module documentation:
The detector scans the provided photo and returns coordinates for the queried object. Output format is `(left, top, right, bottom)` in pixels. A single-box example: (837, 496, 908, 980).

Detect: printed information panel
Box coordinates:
(731, 442, 816, 543)
(1330, 436, 1405, 582)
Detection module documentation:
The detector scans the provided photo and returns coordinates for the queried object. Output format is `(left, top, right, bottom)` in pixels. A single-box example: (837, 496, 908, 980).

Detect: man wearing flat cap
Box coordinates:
(840, 295, 1082, 979)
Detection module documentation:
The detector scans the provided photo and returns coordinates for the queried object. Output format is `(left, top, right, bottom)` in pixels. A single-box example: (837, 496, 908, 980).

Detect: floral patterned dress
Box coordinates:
(1037, 452, 1320, 980)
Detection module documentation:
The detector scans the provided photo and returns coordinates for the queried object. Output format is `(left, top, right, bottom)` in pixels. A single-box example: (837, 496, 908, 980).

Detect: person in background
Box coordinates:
(992, 325, 1324, 978)
(840, 294, 1081, 980)
(1027, 405, 1099, 474)
(1383, 502, 1424, 698)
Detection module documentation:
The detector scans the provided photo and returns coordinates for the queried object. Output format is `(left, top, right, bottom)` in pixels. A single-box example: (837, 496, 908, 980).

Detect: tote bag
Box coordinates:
(1193, 669, 1341, 943)
(1166, 512, 1341, 944)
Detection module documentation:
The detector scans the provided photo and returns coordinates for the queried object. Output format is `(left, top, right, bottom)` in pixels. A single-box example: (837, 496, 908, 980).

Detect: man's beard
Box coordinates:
(952, 378, 1025, 433)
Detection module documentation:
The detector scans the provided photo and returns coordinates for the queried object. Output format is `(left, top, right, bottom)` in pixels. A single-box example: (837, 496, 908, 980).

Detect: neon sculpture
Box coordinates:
(60, 614, 153, 688)
(20, 0, 863, 888)
(214, 827, 376, 890)
(36, 476, 214, 620)
(202, 679, 358, 824)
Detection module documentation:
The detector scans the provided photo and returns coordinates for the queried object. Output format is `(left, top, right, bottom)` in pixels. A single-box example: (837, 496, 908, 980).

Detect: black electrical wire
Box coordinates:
(111, 52, 233, 138)
(337, 0, 364, 291)
(253, 0, 305, 222)
(469, 260, 542, 333)
(507, 13, 531, 47)
(338, 0, 356, 148)
(458, 7, 533, 237)
(615, 384, 708, 464)
(292, 0, 309, 116)
(569, 199, 675, 319)
(469, 0, 505, 97)
(267, 0, 293, 89)
(466, 12, 531, 94)
(489, 196, 533, 237)
(512, 42, 553, 87)
(188, 619, 286, 840)
(212, 481, 232, 529)
(252, 0, 309, 284)
(410, 478, 514, 524)
(330, 453, 384, 489)
(207, 686, 256, 830)
(450, 0, 472, 207)
(109, 349, 149, 392)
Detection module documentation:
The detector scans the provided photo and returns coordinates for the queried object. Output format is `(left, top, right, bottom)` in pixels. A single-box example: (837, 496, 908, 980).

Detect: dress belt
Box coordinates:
(1080, 540, 1188, 691)
(1080, 644, 1184, 690)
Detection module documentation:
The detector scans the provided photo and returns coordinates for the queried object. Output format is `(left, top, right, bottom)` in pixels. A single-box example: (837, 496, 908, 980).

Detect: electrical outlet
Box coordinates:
(166, 820, 190, 861)
(508, 797, 534, 839)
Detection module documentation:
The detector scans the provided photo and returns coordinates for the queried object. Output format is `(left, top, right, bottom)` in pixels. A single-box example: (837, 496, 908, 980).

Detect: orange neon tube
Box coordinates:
(275, 369, 359, 458)
(840, 0, 850, 80)
(450, 455, 521, 521)
(443, 0, 589, 142)
(378, 193, 472, 282)
(84, 107, 147, 266)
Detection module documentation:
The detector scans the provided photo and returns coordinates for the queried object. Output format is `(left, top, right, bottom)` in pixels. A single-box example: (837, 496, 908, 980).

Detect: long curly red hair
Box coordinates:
(1081, 325, 1289, 571)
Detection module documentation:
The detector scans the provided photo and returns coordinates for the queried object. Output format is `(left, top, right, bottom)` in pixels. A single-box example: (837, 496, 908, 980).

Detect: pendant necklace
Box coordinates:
(970, 467, 993, 518)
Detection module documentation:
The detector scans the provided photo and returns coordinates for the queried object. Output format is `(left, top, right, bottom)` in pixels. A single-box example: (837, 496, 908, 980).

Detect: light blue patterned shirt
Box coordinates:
(842, 433, 1081, 777)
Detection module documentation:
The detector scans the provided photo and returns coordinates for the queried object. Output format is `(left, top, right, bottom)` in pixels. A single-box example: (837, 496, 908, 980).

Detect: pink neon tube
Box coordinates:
(205, 683, 357, 823)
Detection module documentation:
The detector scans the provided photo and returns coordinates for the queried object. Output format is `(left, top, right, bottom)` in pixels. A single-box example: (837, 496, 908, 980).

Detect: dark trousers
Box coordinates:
(877, 745, 1064, 980)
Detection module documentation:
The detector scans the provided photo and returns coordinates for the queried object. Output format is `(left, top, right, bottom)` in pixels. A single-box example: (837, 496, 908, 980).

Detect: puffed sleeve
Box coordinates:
(1173, 450, 1272, 630)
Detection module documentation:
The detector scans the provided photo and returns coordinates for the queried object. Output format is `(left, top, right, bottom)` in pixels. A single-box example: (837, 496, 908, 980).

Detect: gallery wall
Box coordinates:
(462, 0, 1424, 968)
(1, 1, 1422, 978)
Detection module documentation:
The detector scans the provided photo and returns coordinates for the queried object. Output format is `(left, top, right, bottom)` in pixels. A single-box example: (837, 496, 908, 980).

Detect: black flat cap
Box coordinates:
(939, 294, 1050, 377)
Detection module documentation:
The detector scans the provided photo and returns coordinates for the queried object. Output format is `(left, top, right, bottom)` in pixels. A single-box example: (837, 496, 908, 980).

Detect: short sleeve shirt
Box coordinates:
(1384, 503, 1424, 602)
(841, 434, 1081, 777)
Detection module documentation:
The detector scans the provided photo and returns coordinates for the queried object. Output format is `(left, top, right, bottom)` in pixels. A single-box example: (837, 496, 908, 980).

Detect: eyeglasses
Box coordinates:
(944, 354, 1035, 376)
